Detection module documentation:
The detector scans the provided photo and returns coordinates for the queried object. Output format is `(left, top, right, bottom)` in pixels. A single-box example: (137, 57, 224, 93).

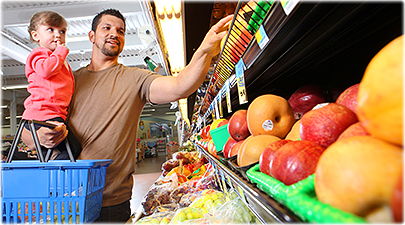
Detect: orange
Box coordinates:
(357, 35, 403, 146)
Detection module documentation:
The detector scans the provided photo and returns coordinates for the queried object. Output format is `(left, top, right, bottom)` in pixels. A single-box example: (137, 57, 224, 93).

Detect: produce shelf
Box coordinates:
(193, 1, 402, 127)
(196, 144, 302, 223)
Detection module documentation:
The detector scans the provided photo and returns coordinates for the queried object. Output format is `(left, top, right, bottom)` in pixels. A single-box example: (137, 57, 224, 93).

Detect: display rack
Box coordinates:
(190, 0, 402, 223)
(197, 144, 301, 223)
(193, 1, 402, 129)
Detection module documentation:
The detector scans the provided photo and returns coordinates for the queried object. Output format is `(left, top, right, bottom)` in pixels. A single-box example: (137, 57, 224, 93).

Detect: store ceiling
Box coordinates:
(1, 0, 216, 127)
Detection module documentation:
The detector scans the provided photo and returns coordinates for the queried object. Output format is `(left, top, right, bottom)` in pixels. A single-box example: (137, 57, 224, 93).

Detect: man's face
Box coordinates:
(92, 14, 125, 57)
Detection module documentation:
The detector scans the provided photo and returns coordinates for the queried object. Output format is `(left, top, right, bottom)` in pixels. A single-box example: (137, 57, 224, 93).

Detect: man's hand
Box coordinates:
(21, 121, 68, 150)
(199, 14, 234, 58)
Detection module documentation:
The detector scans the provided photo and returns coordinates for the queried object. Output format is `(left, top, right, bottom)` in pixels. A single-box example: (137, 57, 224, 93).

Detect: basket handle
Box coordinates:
(6, 119, 75, 163)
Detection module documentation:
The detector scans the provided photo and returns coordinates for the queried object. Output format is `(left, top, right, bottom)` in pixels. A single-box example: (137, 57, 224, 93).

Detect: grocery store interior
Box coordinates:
(1, 0, 403, 224)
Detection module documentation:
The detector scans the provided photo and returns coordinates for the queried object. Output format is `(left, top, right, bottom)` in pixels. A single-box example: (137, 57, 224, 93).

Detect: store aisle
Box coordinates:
(130, 152, 167, 214)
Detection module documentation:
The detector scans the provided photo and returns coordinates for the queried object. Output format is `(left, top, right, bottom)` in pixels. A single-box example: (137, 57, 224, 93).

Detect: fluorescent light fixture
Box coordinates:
(142, 108, 156, 112)
(2, 84, 29, 90)
(5, 115, 22, 120)
(140, 114, 152, 117)
(165, 111, 176, 114)
(1, 105, 8, 109)
(154, 0, 185, 76)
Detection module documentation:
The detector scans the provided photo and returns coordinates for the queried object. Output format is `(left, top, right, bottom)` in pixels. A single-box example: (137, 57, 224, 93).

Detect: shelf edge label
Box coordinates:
(235, 59, 248, 105)
(255, 25, 270, 50)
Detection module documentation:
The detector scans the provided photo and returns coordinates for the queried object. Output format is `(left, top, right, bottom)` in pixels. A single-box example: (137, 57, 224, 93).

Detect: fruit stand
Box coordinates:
(130, 1, 402, 224)
(189, 0, 402, 223)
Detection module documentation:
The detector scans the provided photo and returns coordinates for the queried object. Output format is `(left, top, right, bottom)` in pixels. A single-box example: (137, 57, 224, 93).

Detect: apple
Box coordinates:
(270, 140, 326, 185)
(228, 140, 244, 158)
(315, 136, 403, 217)
(336, 83, 360, 114)
(300, 103, 358, 148)
(288, 84, 327, 120)
(391, 173, 403, 222)
(223, 136, 238, 158)
(337, 122, 370, 141)
(259, 139, 292, 176)
(327, 86, 346, 102)
(217, 119, 229, 128)
(228, 110, 250, 141)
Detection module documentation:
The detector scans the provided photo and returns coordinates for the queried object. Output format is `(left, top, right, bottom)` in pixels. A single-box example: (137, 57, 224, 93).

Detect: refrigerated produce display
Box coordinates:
(132, 0, 403, 224)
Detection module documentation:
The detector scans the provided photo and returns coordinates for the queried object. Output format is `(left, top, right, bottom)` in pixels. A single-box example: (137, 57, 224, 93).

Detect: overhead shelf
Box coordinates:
(193, 1, 402, 127)
(189, 0, 403, 222)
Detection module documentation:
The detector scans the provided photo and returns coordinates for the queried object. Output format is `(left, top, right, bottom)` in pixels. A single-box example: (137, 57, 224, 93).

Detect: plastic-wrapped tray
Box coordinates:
(246, 164, 366, 223)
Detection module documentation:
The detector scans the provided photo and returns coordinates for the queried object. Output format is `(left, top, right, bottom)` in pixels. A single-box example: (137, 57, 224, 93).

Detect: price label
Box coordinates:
(214, 98, 220, 120)
(218, 89, 223, 118)
(235, 60, 248, 105)
(255, 25, 270, 49)
(225, 79, 232, 113)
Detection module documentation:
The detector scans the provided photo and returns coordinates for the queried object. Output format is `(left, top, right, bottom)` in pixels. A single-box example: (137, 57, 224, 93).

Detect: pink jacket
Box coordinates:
(22, 47, 74, 121)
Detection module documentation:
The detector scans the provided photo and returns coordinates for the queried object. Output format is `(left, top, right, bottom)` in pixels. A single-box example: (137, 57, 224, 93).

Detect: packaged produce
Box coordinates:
(170, 207, 207, 224)
(141, 179, 178, 215)
(136, 211, 175, 224)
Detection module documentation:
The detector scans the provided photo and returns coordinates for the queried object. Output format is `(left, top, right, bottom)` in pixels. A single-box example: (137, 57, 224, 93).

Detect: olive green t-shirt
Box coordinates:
(68, 63, 161, 207)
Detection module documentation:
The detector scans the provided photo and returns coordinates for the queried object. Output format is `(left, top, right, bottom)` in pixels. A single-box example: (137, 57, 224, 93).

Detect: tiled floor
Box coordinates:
(130, 151, 167, 214)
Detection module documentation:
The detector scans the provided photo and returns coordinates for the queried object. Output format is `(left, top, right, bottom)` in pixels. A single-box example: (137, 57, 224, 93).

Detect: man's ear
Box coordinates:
(89, 30, 95, 44)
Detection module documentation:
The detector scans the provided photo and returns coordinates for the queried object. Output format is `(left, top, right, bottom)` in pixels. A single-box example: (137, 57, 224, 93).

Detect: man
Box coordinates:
(21, 8, 233, 222)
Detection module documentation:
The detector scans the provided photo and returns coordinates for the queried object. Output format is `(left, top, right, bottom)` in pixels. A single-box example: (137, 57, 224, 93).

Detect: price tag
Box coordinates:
(225, 79, 232, 113)
(210, 105, 215, 120)
(255, 25, 270, 49)
(213, 98, 220, 120)
(281, 0, 299, 15)
(235, 59, 248, 105)
(218, 89, 223, 118)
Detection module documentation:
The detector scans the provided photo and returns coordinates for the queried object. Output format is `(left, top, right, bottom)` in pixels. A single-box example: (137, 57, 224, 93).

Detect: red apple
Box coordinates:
(259, 139, 292, 176)
(391, 173, 403, 222)
(337, 122, 370, 141)
(223, 136, 238, 158)
(270, 140, 326, 185)
(217, 119, 229, 128)
(228, 109, 250, 141)
(300, 103, 358, 148)
(288, 84, 327, 120)
(227, 140, 244, 158)
(336, 83, 360, 114)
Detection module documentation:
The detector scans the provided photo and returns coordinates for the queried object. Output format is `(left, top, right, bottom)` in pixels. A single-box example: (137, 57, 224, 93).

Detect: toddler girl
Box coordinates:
(22, 11, 81, 160)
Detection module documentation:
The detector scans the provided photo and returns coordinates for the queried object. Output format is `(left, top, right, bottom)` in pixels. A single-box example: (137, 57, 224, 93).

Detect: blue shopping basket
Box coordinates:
(1, 120, 113, 223)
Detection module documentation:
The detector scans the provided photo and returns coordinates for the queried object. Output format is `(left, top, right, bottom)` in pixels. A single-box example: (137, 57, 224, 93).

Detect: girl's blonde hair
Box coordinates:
(28, 11, 67, 42)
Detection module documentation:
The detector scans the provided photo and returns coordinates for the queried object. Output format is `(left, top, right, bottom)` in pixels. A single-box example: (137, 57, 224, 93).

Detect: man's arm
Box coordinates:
(149, 15, 233, 104)
(21, 122, 68, 151)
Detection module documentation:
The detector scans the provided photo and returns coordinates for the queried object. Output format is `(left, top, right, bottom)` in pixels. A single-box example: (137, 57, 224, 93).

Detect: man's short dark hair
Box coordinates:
(91, 8, 126, 32)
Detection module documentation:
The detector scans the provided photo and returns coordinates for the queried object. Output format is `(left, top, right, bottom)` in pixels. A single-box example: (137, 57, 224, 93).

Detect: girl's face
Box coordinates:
(31, 24, 67, 51)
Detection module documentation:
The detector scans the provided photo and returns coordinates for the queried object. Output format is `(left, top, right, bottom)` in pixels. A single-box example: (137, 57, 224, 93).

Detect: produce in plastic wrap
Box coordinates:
(170, 207, 206, 224)
(178, 190, 204, 208)
(141, 180, 178, 215)
(189, 189, 225, 214)
(170, 182, 195, 203)
(195, 174, 220, 191)
(135, 211, 175, 224)
(214, 195, 254, 223)
(153, 202, 179, 213)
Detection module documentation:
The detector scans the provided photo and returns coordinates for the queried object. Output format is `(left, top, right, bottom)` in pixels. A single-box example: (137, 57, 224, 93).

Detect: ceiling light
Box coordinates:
(165, 111, 176, 114)
(154, 0, 185, 76)
(5, 115, 22, 120)
(142, 108, 156, 112)
(2, 84, 29, 90)
(141, 114, 152, 117)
